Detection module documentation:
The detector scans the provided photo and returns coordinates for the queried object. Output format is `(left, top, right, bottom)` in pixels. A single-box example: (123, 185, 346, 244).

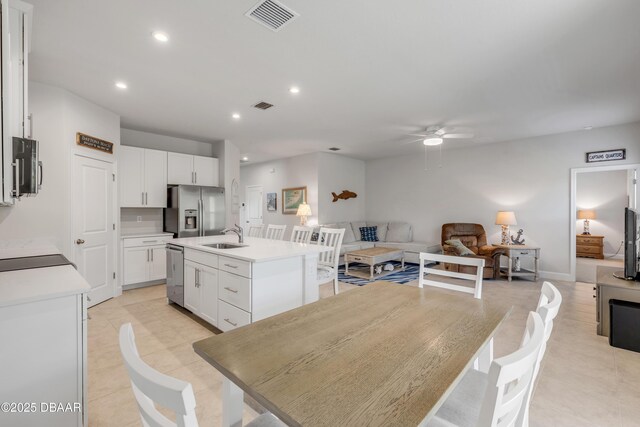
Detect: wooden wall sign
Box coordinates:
(76, 132, 114, 154)
(586, 149, 625, 163)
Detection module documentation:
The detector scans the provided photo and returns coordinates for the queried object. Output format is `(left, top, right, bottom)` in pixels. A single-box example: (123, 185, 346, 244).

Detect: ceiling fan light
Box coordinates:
(423, 137, 443, 146)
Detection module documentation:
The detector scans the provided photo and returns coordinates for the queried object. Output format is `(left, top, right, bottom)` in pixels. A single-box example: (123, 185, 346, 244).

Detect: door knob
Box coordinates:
(76, 239, 85, 245)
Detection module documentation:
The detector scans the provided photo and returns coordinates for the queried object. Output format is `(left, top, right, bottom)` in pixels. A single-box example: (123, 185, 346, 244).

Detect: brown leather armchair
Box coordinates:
(441, 223, 504, 279)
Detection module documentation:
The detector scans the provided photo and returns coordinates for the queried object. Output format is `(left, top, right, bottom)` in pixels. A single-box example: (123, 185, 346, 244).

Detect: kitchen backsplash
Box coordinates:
(120, 208, 164, 235)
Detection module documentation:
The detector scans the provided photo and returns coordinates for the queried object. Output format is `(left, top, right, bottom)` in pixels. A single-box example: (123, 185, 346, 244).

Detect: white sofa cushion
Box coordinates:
(386, 222, 412, 243)
(338, 222, 357, 243)
(351, 221, 367, 240)
(367, 222, 389, 241)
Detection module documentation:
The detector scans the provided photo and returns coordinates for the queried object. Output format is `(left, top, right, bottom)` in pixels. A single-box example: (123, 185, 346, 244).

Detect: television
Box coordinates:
(623, 207, 640, 281)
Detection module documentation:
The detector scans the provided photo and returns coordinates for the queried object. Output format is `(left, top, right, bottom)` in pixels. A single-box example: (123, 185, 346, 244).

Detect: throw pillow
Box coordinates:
(386, 222, 412, 243)
(360, 226, 379, 242)
(367, 222, 388, 241)
(445, 239, 475, 256)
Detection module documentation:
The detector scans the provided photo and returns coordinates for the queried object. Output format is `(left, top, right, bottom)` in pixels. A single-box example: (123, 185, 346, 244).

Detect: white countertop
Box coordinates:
(121, 232, 174, 239)
(169, 235, 330, 262)
(0, 265, 90, 308)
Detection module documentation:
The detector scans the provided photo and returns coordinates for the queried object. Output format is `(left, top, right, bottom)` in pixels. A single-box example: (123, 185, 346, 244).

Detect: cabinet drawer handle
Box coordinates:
(224, 318, 237, 327)
(353, 257, 363, 261)
(224, 287, 238, 294)
(224, 263, 238, 269)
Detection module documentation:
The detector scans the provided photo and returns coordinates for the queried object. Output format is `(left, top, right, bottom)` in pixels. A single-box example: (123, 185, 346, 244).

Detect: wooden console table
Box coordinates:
(576, 235, 604, 259)
(494, 244, 540, 282)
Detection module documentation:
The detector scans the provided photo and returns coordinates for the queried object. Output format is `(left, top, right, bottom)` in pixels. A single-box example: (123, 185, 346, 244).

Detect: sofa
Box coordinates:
(316, 221, 441, 264)
(441, 223, 504, 279)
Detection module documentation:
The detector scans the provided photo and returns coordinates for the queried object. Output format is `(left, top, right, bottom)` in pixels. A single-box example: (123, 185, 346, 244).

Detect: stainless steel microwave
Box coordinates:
(12, 137, 42, 198)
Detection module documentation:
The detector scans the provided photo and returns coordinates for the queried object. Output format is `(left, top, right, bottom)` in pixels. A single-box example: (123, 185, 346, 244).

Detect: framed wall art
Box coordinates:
(282, 186, 307, 214)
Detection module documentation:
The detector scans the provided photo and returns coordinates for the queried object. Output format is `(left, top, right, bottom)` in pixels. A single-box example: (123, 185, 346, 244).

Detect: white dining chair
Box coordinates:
(419, 252, 485, 299)
(290, 225, 314, 244)
(247, 224, 265, 238)
(428, 311, 545, 427)
(517, 281, 562, 427)
(316, 227, 345, 295)
(264, 224, 287, 240)
(119, 323, 284, 427)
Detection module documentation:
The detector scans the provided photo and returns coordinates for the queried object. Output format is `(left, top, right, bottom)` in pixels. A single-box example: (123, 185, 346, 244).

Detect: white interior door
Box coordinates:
(245, 185, 263, 226)
(73, 155, 115, 307)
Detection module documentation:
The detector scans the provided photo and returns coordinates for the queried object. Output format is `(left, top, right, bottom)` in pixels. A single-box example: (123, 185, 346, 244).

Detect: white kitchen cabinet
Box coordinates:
(0, 0, 33, 205)
(193, 155, 219, 186)
(184, 259, 218, 326)
(168, 152, 219, 186)
(122, 235, 173, 287)
(119, 146, 167, 207)
(0, 264, 88, 427)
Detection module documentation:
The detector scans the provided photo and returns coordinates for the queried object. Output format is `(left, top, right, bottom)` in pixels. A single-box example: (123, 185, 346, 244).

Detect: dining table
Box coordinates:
(193, 281, 512, 427)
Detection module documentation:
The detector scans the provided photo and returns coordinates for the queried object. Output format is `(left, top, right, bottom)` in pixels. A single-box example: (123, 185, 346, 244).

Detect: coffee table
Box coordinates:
(344, 247, 405, 281)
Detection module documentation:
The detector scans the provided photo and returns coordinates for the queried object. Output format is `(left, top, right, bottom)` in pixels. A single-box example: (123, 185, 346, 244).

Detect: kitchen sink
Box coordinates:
(202, 243, 246, 249)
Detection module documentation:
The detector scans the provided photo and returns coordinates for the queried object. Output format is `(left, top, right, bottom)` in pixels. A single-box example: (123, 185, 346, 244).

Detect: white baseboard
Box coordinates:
(539, 270, 573, 282)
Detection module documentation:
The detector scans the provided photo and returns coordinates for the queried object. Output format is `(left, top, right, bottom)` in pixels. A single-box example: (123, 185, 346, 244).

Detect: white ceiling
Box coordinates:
(29, 0, 640, 162)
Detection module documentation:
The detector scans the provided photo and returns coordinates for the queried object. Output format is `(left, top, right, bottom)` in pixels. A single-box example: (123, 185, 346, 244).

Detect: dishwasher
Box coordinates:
(166, 244, 184, 307)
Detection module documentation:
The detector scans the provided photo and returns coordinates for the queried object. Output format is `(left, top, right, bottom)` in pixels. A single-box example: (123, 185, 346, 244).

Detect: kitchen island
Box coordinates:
(167, 235, 329, 331)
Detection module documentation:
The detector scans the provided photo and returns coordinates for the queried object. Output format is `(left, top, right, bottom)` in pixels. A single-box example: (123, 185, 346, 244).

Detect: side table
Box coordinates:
(494, 244, 540, 282)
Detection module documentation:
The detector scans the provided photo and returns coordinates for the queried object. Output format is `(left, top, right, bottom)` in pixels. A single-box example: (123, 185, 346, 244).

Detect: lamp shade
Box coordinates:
(296, 203, 312, 217)
(495, 211, 517, 226)
(577, 209, 596, 220)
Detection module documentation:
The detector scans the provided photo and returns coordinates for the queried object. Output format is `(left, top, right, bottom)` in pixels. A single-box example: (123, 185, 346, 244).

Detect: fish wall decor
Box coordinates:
(332, 190, 357, 202)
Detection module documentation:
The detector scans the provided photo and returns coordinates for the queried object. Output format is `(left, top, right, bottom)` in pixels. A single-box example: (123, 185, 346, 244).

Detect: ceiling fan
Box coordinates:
(403, 125, 475, 170)
(406, 125, 475, 146)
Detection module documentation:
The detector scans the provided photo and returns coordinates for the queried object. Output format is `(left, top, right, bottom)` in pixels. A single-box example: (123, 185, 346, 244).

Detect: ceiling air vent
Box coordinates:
(328, 147, 341, 151)
(245, 0, 299, 32)
(253, 101, 274, 110)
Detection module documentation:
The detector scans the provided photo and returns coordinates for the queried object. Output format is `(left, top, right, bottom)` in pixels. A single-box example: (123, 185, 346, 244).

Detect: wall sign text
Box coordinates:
(76, 132, 113, 154)
(585, 149, 625, 163)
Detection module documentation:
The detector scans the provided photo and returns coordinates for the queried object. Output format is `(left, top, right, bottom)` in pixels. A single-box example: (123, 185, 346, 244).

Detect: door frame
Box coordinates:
(69, 152, 119, 301)
(569, 163, 639, 281)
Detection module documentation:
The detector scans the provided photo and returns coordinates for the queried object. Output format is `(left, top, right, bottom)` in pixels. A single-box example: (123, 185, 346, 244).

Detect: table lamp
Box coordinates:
(296, 203, 312, 225)
(495, 211, 517, 245)
(577, 209, 596, 235)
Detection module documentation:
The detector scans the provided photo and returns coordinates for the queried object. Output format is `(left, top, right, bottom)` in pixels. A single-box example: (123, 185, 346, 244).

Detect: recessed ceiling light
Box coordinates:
(423, 137, 443, 146)
(152, 31, 169, 42)
(232, 113, 241, 119)
(583, 126, 593, 130)
(242, 157, 249, 161)
(115, 81, 127, 89)
(289, 86, 300, 94)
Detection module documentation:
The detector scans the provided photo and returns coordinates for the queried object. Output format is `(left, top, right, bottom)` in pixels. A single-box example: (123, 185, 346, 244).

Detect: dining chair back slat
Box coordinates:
(419, 252, 485, 299)
(247, 225, 264, 238)
(264, 224, 287, 240)
(290, 226, 314, 244)
(119, 323, 199, 427)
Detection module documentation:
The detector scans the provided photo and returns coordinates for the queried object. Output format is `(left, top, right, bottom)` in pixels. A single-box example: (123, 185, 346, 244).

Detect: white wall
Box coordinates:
(317, 153, 366, 224)
(576, 170, 627, 256)
(240, 154, 319, 232)
(0, 82, 121, 257)
(365, 121, 640, 279)
(121, 128, 214, 156)
(211, 140, 241, 229)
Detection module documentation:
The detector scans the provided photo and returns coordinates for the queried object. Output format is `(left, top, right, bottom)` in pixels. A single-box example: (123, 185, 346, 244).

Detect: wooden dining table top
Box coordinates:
(193, 281, 512, 427)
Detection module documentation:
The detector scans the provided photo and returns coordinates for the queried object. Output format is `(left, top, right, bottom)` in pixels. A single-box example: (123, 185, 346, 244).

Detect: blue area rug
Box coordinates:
(338, 261, 420, 285)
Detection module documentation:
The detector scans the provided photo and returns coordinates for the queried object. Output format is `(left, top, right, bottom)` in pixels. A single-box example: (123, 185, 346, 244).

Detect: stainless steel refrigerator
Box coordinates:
(164, 185, 225, 238)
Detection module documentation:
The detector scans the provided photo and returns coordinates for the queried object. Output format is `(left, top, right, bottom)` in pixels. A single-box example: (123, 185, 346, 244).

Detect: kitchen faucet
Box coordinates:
(222, 224, 244, 244)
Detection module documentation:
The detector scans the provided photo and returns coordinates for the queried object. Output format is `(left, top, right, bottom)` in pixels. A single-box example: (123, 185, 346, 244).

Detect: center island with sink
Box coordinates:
(166, 235, 330, 332)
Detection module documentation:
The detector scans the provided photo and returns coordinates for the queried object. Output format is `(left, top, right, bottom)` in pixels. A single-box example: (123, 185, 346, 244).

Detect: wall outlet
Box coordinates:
(136, 216, 142, 223)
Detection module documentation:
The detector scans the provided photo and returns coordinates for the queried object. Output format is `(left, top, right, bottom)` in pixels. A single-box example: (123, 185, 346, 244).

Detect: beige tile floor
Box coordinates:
(87, 277, 640, 427)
